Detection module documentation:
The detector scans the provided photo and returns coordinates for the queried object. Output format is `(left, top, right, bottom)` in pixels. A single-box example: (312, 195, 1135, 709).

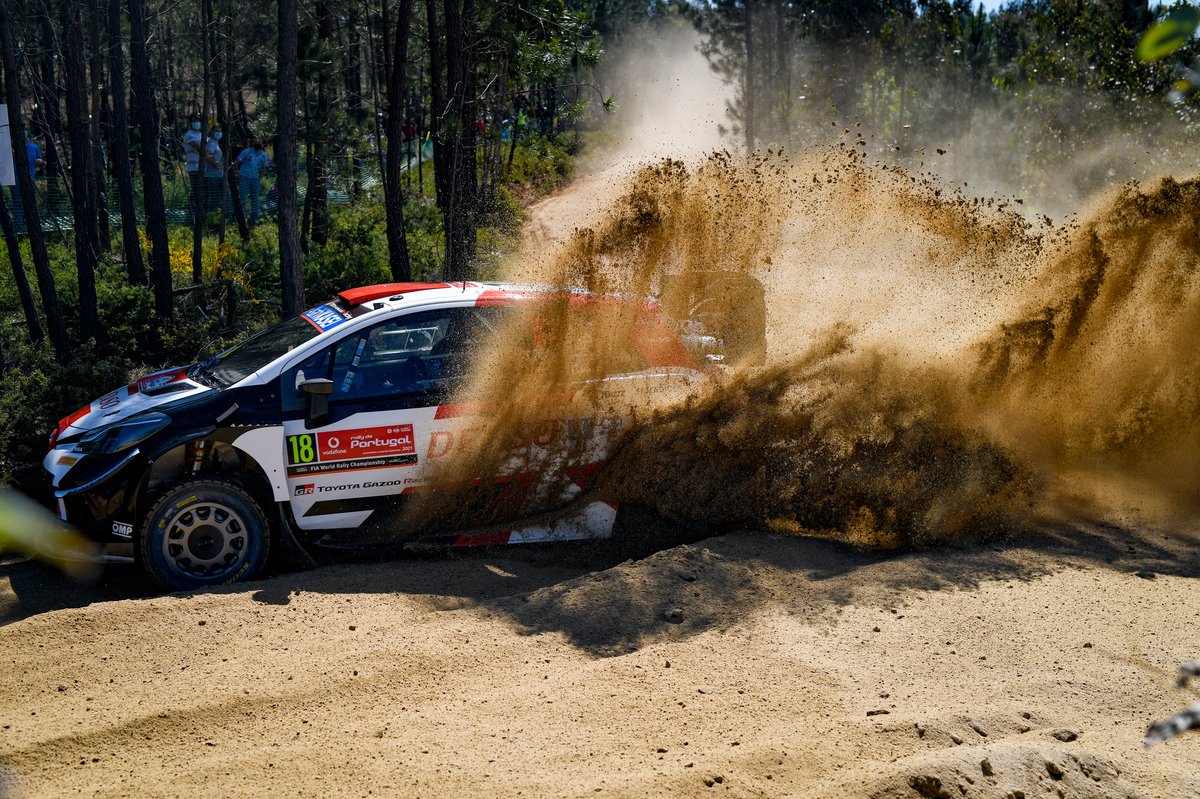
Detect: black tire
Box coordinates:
(139, 479, 271, 591)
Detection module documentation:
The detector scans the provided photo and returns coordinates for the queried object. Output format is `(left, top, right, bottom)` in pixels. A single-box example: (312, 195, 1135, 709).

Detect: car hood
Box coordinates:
(55, 367, 216, 440)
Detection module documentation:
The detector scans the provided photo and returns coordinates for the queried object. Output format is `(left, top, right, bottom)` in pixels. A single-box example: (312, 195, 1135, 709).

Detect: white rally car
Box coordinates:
(43, 280, 756, 590)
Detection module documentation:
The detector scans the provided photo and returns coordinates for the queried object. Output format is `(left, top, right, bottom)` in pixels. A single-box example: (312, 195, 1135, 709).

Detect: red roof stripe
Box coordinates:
(337, 282, 452, 306)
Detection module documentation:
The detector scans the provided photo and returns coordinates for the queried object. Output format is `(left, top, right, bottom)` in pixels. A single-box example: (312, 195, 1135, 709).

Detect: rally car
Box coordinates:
(43, 279, 764, 590)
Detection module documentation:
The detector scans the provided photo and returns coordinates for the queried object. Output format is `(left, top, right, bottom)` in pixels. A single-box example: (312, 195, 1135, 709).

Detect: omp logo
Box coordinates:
(294, 484, 315, 496)
(111, 521, 133, 538)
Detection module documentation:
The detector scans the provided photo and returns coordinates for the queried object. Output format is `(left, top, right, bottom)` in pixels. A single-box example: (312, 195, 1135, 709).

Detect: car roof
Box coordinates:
(335, 281, 534, 310)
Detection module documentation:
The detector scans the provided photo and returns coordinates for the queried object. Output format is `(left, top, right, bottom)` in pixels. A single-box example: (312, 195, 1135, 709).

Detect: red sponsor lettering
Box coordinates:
(317, 425, 415, 461)
(433, 402, 488, 420)
(426, 427, 486, 459)
(97, 390, 123, 410)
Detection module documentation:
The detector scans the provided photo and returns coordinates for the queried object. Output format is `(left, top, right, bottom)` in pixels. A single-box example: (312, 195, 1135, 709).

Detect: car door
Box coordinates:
(280, 305, 490, 543)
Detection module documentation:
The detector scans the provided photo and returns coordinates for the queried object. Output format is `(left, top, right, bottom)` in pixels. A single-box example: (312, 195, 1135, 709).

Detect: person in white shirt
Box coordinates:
(203, 123, 225, 212)
(183, 112, 203, 215)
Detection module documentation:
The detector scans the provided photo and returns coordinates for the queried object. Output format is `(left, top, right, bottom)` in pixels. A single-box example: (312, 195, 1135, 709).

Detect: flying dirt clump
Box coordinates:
(598, 326, 1036, 549)
(973, 175, 1200, 516)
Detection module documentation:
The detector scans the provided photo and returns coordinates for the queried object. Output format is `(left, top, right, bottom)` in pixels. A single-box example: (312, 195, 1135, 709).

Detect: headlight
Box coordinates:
(76, 413, 171, 456)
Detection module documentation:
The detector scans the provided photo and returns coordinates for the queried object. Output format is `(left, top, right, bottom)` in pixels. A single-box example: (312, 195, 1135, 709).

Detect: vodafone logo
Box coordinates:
(326, 436, 341, 449)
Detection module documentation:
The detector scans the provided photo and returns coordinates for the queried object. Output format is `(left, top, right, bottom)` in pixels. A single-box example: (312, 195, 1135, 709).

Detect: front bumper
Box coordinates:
(47, 448, 147, 547)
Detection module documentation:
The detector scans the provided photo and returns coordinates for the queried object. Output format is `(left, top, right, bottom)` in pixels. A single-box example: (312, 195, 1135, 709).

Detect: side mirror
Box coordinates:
(299, 378, 333, 424)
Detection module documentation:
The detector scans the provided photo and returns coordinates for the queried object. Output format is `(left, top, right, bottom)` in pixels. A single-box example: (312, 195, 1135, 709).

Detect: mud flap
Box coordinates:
(274, 504, 319, 570)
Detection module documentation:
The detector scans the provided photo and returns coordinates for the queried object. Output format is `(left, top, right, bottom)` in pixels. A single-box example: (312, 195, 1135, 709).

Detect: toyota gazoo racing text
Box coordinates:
(43, 278, 764, 590)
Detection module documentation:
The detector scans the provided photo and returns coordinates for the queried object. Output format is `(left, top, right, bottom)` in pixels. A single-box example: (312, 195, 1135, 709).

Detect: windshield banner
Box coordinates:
(301, 304, 347, 332)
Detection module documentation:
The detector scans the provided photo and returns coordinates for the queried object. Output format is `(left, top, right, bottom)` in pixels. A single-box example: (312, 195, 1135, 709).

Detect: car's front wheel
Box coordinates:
(139, 479, 271, 591)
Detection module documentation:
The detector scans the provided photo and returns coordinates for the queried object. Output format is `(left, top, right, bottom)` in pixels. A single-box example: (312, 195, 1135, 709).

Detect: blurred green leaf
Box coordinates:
(0, 490, 96, 579)
(1137, 7, 1200, 62)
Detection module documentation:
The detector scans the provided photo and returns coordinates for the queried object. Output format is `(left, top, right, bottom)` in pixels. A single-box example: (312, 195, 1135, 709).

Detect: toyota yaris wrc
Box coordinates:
(43, 279, 762, 590)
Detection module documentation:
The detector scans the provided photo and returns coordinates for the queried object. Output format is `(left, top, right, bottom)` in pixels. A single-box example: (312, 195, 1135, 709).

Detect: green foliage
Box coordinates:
(505, 135, 576, 197)
(0, 341, 132, 488)
(1138, 6, 1200, 61)
(403, 199, 448, 281)
(303, 203, 391, 299)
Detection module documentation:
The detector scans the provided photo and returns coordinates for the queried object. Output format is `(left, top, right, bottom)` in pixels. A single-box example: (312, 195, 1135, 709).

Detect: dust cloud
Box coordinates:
(589, 24, 733, 169)
(425, 141, 1200, 547)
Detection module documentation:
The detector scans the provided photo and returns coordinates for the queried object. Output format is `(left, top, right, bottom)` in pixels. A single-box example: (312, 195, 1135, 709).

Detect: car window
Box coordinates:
(283, 308, 493, 411)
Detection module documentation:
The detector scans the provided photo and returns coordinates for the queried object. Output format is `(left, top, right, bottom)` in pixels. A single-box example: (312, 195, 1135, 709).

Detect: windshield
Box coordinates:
(200, 306, 345, 387)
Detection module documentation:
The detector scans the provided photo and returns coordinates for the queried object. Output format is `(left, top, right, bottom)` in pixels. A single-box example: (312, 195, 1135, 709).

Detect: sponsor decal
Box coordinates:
(56, 455, 79, 467)
(97, 390, 122, 410)
(300, 303, 347, 332)
(301, 478, 415, 494)
(111, 521, 133, 539)
(287, 453, 417, 477)
(286, 425, 416, 478)
(294, 483, 315, 496)
(136, 368, 189, 393)
(319, 425, 414, 460)
(426, 418, 615, 460)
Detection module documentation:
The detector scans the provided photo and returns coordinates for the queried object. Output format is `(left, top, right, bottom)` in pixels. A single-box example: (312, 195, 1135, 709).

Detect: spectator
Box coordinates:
(183, 111, 203, 211)
(203, 123, 224, 213)
(235, 138, 269, 222)
(10, 126, 43, 231)
(401, 119, 417, 160)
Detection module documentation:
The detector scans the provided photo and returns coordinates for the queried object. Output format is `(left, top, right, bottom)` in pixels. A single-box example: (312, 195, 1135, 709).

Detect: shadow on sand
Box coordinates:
(2, 516, 1197, 658)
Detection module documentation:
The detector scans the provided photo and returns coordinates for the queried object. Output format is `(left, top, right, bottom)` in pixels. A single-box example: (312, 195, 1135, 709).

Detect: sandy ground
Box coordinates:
(0, 520, 1198, 798)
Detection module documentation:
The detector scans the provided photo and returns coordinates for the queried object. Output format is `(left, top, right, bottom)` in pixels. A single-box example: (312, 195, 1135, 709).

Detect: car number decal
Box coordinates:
(300, 304, 347, 332)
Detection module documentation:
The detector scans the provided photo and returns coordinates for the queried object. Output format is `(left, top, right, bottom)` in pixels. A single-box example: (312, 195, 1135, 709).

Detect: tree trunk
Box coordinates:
(107, 0, 146, 284)
(88, 0, 111, 254)
(441, 0, 476, 279)
(0, 187, 45, 345)
(36, 18, 64, 183)
(309, 0, 332, 246)
(384, 0, 414, 281)
(205, 0, 249, 243)
(193, 1, 211, 283)
(129, 0, 174, 318)
(63, 0, 102, 344)
(425, 0, 448, 216)
(0, 4, 72, 360)
(278, 0, 305, 316)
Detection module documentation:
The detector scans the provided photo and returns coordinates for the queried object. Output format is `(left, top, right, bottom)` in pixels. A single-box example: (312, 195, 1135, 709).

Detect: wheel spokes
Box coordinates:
(160, 500, 250, 580)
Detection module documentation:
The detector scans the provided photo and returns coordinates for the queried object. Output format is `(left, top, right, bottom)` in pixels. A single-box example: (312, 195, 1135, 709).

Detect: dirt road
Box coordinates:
(0, 520, 1197, 798)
